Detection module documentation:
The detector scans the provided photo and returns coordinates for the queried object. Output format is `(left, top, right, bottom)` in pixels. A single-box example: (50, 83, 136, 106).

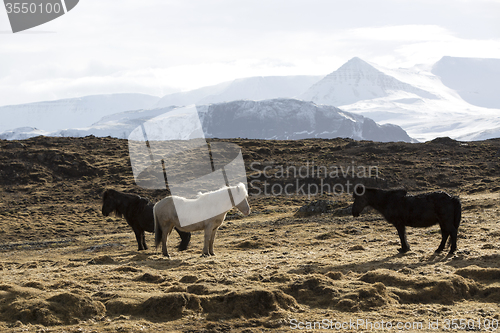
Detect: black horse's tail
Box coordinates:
(452, 196, 461, 230)
(153, 203, 162, 250)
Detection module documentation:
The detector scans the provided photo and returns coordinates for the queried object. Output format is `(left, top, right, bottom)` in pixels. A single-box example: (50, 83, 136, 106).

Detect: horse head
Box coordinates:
(101, 189, 122, 218)
(235, 198, 251, 216)
(233, 183, 251, 216)
(352, 185, 369, 217)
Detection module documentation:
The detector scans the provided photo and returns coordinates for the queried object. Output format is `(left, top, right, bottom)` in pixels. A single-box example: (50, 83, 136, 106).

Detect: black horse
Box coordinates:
(102, 189, 191, 251)
(352, 187, 461, 255)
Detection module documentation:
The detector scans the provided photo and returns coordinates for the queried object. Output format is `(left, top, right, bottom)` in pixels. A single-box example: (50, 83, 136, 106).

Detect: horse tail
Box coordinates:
(452, 196, 461, 230)
(153, 202, 162, 250)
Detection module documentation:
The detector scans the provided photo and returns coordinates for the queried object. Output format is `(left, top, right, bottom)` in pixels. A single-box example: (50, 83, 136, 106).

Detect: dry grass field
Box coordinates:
(0, 136, 499, 332)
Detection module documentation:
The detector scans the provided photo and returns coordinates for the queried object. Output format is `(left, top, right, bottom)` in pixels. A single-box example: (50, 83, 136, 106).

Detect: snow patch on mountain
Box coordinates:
(432, 56, 500, 109)
(299, 57, 438, 106)
(300, 57, 500, 142)
(0, 93, 160, 133)
(0, 127, 50, 140)
(197, 99, 413, 142)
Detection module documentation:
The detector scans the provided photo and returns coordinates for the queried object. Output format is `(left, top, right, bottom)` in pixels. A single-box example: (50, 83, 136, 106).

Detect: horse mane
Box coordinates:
(193, 182, 247, 199)
(363, 187, 407, 196)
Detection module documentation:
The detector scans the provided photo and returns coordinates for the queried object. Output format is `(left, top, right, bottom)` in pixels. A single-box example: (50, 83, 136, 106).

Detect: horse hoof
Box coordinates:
(201, 253, 210, 258)
(398, 248, 410, 253)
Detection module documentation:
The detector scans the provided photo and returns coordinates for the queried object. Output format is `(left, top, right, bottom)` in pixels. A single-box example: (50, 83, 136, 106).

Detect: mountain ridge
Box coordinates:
(299, 57, 438, 106)
(1, 56, 499, 142)
(0, 99, 414, 143)
(0, 93, 160, 133)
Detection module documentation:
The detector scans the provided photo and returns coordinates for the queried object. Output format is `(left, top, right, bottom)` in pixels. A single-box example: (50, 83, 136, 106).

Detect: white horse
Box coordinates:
(153, 182, 251, 257)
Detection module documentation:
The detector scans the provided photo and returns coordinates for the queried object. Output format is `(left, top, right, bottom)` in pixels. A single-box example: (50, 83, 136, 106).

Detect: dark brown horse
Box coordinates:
(352, 187, 461, 255)
(102, 189, 190, 251)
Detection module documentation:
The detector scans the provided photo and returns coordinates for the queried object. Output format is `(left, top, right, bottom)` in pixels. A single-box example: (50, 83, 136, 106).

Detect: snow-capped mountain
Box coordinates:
(197, 99, 412, 142)
(156, 75, 322, 108)
(0, 93, 160, 133)
(299, 57, 438, 106)
(0, 99, 413, 142)
(431, 56, 500, 109)
(300, 57, 500, 142)
(0, 127, 50, 140)
(1, 56, 499, 142)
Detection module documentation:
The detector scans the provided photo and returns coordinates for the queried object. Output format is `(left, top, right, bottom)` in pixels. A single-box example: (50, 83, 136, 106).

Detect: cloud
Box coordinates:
(347, 25, 454, 42)
(1, 1, 500, 106)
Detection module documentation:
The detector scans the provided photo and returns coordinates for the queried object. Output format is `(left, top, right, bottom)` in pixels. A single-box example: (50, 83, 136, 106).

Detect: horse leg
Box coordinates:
(133, 228, 145, 251)
(174, 227, 191, 251)
(202, 225, 212, 257)
(396, 225, 410, 253)
(448, 226, 458, 256)
(162, 224, 175, 258)
(208, 227, 219, 256)
(435, 229, 449, 253)
(141, 230, 148, 250)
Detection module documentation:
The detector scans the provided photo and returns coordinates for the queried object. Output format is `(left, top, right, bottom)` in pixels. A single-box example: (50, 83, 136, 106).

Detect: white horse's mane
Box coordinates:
(193, 182, 247, 199)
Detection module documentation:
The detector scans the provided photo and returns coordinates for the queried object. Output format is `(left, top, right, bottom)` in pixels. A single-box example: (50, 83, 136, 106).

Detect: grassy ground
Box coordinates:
(0, 136, 499, 332)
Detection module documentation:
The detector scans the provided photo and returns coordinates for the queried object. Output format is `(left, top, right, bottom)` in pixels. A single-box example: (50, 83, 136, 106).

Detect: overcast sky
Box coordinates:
(1, 0, 499, 106)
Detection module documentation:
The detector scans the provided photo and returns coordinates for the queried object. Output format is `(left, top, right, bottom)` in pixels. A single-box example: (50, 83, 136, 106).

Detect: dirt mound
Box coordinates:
(138, 293, 202, 320)
(359, 269, 478, 305)
(429, 137, 462, 146)
(112, 265, 142, 273)
(134, 272, 165, 283)
(97, 293, 201, 321)
(88, 255, 116, 265)
(0, 285, 105, 326)
(282, 273, 399, 311)
(295, 200, 335, 216)
(22, 281, 46, 290)
(105, 289, 298, 322)
(359, 269, 423, 287)
(337, 282, 398, 312)
(186, 284, 210, 295)
(296, 200, 352, 217)
(282, 274, 340, 307)
(179, 275, 198, 283)
(455, 266, 500, 281)
(200, 289, 299, 320)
